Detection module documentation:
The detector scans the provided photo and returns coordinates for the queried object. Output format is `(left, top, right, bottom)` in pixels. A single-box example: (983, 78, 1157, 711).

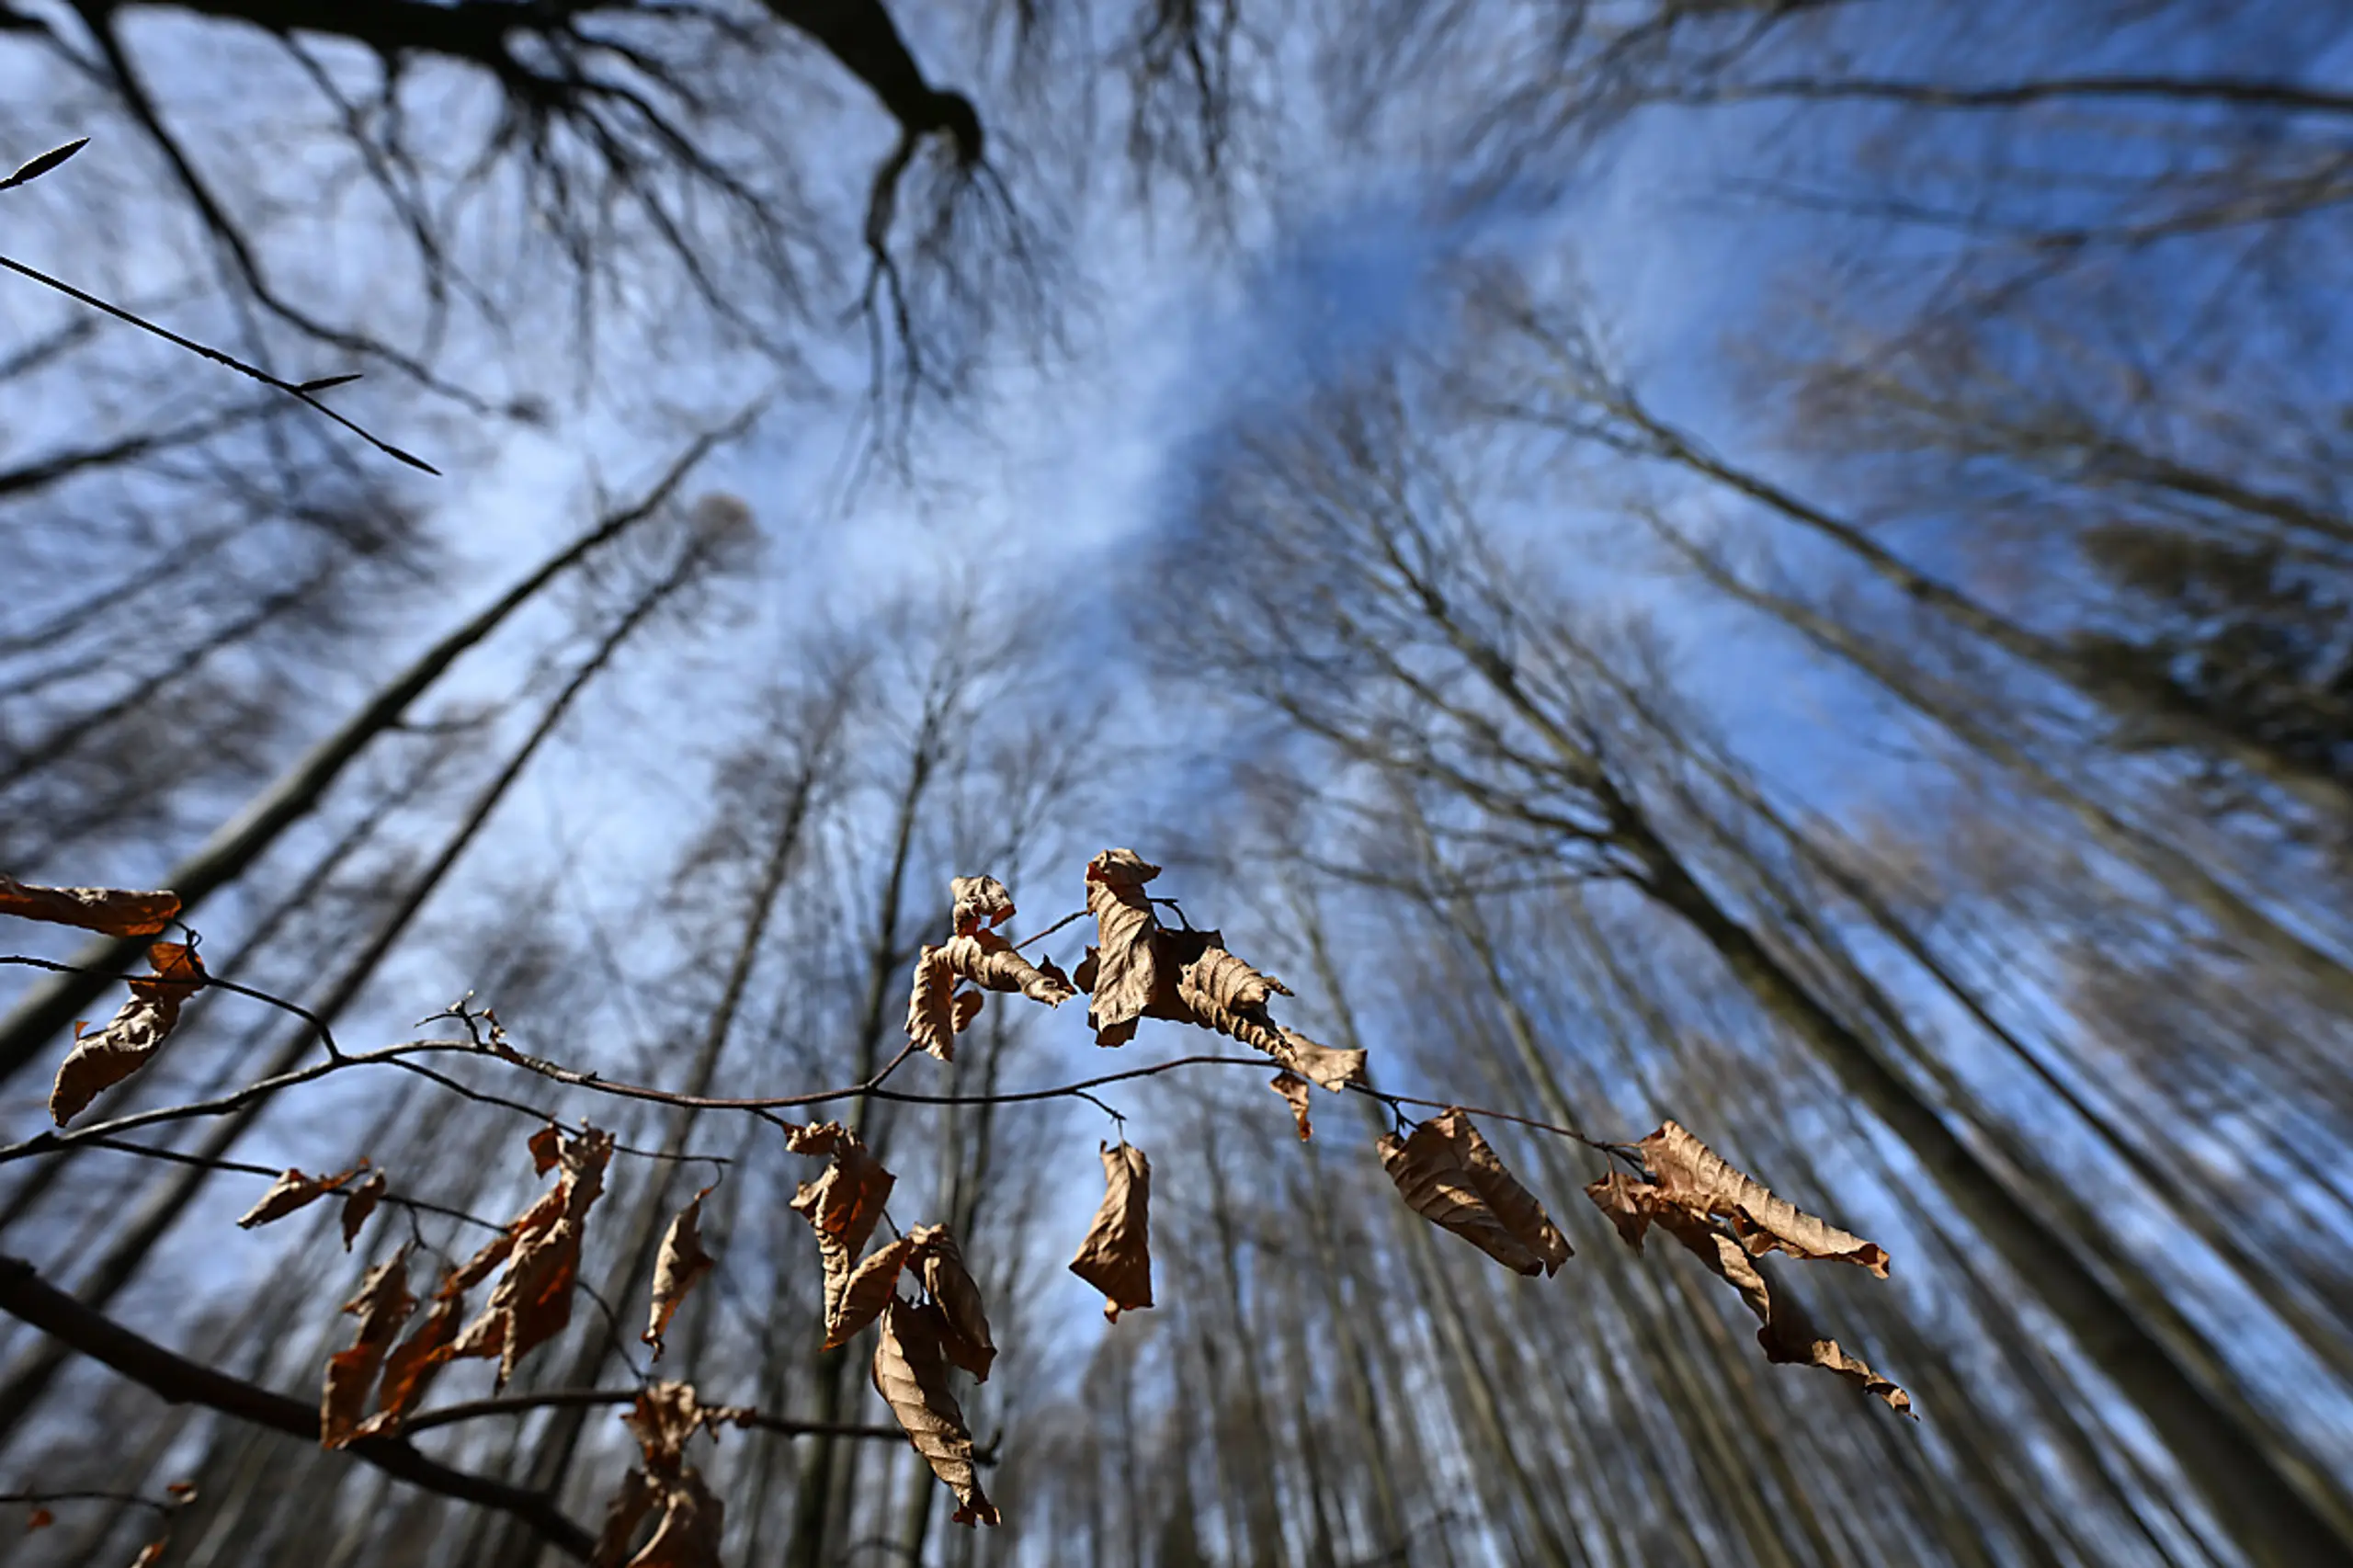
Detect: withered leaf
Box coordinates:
(1269, 1027, 1367, 1093)
(643, 1187, 717, 1361)
(1379, 1109, 1569, 1278)
(950, 989, 984, 1035)
(872, 1299, 999, 1527)
(1585, 1172, 1912, 1415)
(51, 941, 207, 1126)
(341, 1170, 388, 1250)
(164, 1482, 197, 1501)
(1269, 1073, 1314, 1141)
(1069, 1142, 1152, 1322)
(789, 1125, 895, 1333)
(352, 1295, 465, 1438)
(950, 875, 1015, 937)
(594, 1383, 731, 1568)
(1637, 1122, 1890, 1278)
(323, 1246, 416, 1449)
(131, 1542, 165, 1567)
(450, 1126, 616, 1388)
(824, 1233, 919, 1350)
(529, 1124, 563, 1176)
(0, 874, 178, 935)
(905, 944, 960, 1061)
(1083, 849, 1164, 1047)
(235, 1165, 364, 1230)
(944, 929, 1078, 1007)
(909, 1223, 995, 1381)
(26, 1506, 53, 1531)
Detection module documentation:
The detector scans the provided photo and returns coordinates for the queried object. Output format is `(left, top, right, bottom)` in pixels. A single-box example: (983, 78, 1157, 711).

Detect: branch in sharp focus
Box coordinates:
(0, 1255, 597, 1561)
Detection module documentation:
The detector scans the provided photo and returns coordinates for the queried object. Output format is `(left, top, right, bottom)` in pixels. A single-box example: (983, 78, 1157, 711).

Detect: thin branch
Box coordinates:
(399, 1388, 912, 1446)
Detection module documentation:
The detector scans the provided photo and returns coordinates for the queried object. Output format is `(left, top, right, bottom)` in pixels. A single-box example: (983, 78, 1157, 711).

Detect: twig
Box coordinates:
(398, 1389, 984, 1459)
(2, 953, 346, 1061)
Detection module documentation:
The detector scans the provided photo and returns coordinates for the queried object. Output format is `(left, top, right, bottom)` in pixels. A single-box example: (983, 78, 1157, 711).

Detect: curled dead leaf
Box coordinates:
(323, 1246, 416, 1449)
(1069, 1142, 1152, 1322)
(909, 1223, 995, 1381)
(1379, 1109, 1570, 1278)
(341, 1171, 388, 1250)
(50, 941, 206, 1126)
(1584, 1169, 1912, 1415)
(0, 874, 179, 935)
(643, 1187, 718, 1361)
(872, 1299, 999, 1527)
(1269, 1073, 1314, 1141)
(1269, 1027, 1367, 1092)
(944, 929, 1077, 1007)
(950, 875, 1015, 937)
(789, 1125, 895, 1334)
(1083, 849, 1164, 1046)
(236, 1165, 363, 1230)
(1638, 1122, 1890, 1277)
(951, 989, 985, 1035)
(905, 944, 959, 1060)
(26, 1506, 53, 1531)
(352, 1295, 466, 1439)
(594, 1383, 731, 1568)
(450, 1126, 616, 1388)
(529, 1124, 563, 1176)
(824, 1233, 920, 1350)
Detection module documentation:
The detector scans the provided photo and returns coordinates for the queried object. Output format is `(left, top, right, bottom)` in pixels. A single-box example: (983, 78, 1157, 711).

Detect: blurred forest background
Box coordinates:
(2, 0, 2350, 1564)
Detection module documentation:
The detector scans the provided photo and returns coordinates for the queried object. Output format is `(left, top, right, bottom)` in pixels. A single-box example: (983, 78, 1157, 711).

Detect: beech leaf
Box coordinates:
(943, 928, 1077, 1007)
(1069, 1142, 1152, 1322)
(1082, 849, 1164, 1046)
(593, 1384, 732, 1568)
(1269, 1027, 1367, 1093)
(528, 1124, 563, 1176)
(26, 1506, 53, 1531)
(450, 1126, 616, 1388)
(352, 1295, 465, 1439)
(949, 875, 1015, 937)
(1269, 1072, 1314, 1141)
(909, 1223, 995, 1381)
(951, 989, 984, 1035)
(789, 1124, 895, 1333)
(1379, 1109, 1570, 1278)
(341, 1170, 388, 1250)
(643, 1187, 717, 1360)
(824, 1233, 920, 1350)
(872, 1299, 1000, 1526)
(1637, 1121, 1890, 1277)
(50, 941, 206, 1125)
(1584, 1171, 1913, 1415)
(236, 1165, 364, 1230)
(0, 873, 177, 934)
(322, 1246, 416, 1449)
(905, 945, 960, 1060)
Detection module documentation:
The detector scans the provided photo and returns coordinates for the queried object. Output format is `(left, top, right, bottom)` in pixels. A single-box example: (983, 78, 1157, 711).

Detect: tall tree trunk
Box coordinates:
(0, 417, 750, 1088)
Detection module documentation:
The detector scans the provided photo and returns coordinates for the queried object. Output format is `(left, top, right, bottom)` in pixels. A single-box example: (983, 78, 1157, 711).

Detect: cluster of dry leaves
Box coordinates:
(0, 855, 1912, 1559)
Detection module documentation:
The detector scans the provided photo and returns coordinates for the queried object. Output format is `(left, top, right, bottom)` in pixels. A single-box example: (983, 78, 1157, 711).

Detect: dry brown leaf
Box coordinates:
(235, 1165, 364, 1230)
(872, 1299, 999, 1527)
(824, 1233, 919, 1350)
(1176, 943, 1292, 1015)
(944, 929, 1078, 1007)
(909, 1223, 995, 1381)
(905, 944, 960, 1061)
(0, 873, 178, 935)
(450, 1126, 616, 1388)
(50, 941, 206, 1126)
(1069, 1142, 1152, 1322)
(341, 1171, 387, 1250)
(950, 875, 1015, 937)
(951, 989, 985, 1035)
(163, 1482, 196, 1502)
(1637, 1122, 1890, 1277)
(131, 1542, 165, 1567)
(593, 1383, 732, 1568)
(528, 1124, 563, 1176)
(788, 1125, 895, 1333)
(352, 1295, 465, 1439)
(1269, 1027, 1367, 1092)
(1269, 1073, 1314, 1141)
(26, 1506, 53, 1531)
(1379, 1109, 1569, 1278)
(643, 1187, 718, 1361)
(323, 1246, 416, 1448)
(1083, 849, 1163, 1046)
(1584, 1171, 1912, 1415)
